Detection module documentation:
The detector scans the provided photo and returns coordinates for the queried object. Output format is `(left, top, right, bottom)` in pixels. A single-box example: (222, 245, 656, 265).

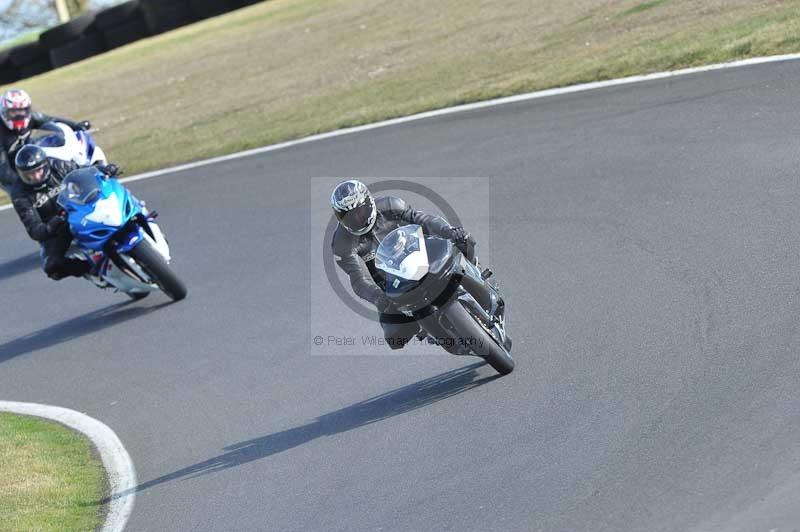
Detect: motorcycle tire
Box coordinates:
(190, 0, 234, 19)
(8, 42, 47, 68)
(443, 300, 514, 375)
(140, 0, 197, 35)
(129, 238, 187, 301)
(229, 0, 263, 8)
(19, 57, 53, 79)
(95, 1, 142, 31)
(40, 12, 98, 50)
(0, 65, 21, 84)
(49, 33, 107, 68)
(103, 18, 149, 50)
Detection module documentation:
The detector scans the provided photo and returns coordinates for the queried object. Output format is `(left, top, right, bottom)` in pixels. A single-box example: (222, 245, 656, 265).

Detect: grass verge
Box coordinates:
(0, 413, 105, 532)
(1, 0, 800, 199)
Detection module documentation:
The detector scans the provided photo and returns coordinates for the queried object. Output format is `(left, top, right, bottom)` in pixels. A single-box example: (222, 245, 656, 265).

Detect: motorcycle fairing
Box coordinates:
(75, 130, 96, 162)
(32, 122, 107, 166)
(375, 224, 430, 281)
(61, 173, 143, 252)
(66, 222, 171, 295)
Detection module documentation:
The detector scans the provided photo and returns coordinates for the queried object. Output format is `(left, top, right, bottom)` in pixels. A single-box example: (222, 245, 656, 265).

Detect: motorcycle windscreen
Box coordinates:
(30, 123, 67, 148)
(57, 169, 101, 208)
(375, 224, 430, 281)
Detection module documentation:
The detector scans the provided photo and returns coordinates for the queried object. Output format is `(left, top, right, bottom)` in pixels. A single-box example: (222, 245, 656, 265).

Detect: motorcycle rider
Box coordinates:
(0, 88, 90, 191)
(10, 145, 119, 281)
(330, 179, 476, 350)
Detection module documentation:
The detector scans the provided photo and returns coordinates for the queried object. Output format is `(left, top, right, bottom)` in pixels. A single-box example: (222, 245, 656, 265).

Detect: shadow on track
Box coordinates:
(0, 299, 172, 365)
(0, 251, 40, 283)
(111, 362, 498, 501)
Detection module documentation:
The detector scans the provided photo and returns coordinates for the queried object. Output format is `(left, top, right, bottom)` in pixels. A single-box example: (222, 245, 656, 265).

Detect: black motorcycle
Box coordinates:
(376, 224, 514, 375)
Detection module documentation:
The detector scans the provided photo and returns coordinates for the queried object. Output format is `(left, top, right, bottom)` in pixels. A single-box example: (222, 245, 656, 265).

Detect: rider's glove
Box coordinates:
(99, 163, 121, 177)
(444, 226, 475, 256)
(75, 120, 91, 131)
(8, 131, 31, 156)
(446, 226, 470, 243)
(374, 294, 393, 314)
(46, 215, 67, 236)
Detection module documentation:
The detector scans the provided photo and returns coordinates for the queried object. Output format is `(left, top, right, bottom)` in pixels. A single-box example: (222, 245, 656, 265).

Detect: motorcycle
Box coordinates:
(375, 224, 514, 375)
(0, 122, 106, 194)
(57, 166, 187, 301)
(30, 121, 107, 166)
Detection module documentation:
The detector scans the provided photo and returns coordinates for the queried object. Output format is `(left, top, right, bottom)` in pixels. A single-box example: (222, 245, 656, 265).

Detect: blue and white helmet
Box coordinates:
(331, 179, 377, 236)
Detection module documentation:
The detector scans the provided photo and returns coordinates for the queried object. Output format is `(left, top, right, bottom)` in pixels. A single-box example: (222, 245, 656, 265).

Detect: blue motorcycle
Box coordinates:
(57, 167, 187, 301)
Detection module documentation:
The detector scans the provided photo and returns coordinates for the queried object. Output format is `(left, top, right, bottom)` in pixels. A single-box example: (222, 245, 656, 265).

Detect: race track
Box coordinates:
(3, 59, 800, 531)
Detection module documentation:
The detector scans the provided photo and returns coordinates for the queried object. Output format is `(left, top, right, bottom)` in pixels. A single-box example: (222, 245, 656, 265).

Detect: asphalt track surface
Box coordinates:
(3, 60, 800, 532)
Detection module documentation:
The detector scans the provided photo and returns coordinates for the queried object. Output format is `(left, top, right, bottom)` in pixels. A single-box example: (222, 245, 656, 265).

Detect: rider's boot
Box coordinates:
(81, 256, 110, 288)
(415, 328, 433, 344)
(63, 259, 91, 278)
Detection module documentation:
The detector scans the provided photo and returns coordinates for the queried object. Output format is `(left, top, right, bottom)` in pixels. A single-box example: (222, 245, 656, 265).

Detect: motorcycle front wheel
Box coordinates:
(129, 239, 187, 301)
(442, 300, 514, 375)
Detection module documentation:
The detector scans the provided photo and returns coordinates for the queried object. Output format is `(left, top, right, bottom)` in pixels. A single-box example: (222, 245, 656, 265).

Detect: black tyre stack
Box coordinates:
(189, 0, 233, 19)
(95, 1, 150, 51)
(0, 49, 19, 84)
(42, 11, 107, 68)
(139, 0, 198, 35)
(6, 41, 51, 81)
(142, 0, 265, 28)
(228, 0, 265, 8)
(189, 0, 263, 18)
(0, 0, 267, 83)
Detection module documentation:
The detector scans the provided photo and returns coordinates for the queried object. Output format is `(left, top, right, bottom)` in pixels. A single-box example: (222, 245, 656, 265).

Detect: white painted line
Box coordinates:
(0, 401, 136, 532)
(2, 50, 800, 215)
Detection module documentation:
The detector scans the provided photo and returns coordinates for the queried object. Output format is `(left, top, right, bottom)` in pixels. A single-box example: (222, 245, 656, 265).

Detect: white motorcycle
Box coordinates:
(29, 121, 108, 166)
(0, 122, 103, 194)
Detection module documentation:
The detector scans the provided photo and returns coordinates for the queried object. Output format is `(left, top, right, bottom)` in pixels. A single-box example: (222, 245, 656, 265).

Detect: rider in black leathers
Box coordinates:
(0, 89, 89, 191)
(10, 145, 118, 280)
(330, 180, 475, 349)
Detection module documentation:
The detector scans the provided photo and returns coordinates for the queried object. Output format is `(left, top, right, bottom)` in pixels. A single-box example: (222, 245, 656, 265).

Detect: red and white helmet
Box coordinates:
(1, 89, 33, 132)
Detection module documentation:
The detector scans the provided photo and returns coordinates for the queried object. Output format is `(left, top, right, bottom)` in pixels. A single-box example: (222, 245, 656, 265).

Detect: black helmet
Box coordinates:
(331, 179, 377, 236)
(15, 145, 50, 189)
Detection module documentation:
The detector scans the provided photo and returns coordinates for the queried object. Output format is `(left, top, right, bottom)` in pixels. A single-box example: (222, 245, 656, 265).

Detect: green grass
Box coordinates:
(621, 0, 668, 17)
(1, 0, 800, 203)
(0, 413, 105, 532)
